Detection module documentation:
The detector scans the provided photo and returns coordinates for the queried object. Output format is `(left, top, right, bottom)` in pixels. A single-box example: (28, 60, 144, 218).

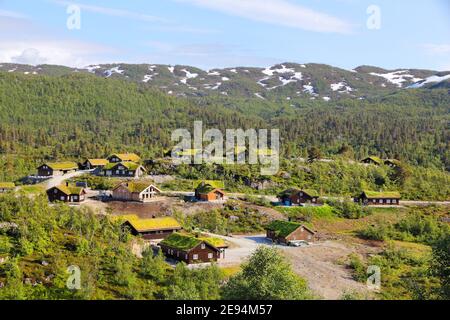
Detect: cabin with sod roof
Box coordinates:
(361, 156, 383, 166)
(82, 159, 108, 170)
(119, 215, 182, 240)
(46, 183, 86, 203)
(159, 233, 224, 264)
(112, 182, 161, 202)
(384, 159, 401, 168)
(107, 153, 141, 163)
(0, 182, 15, 193)
(37, 162, 78, 177)
(99, 161, 146, 178)
(278, 188, 320, 206)
(266, 220, 316, 244)
(194, 180, 226, 202)
(355, 190, 401, 206)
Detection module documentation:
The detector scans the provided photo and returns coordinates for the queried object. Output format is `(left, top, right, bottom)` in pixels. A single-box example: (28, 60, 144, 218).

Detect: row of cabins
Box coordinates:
(37, 153, 146, 178)
(277, 187, 401, 206)
(361, 156, 401, 168)
(118, 215, 227, 264)
(46, 180, 227, 204)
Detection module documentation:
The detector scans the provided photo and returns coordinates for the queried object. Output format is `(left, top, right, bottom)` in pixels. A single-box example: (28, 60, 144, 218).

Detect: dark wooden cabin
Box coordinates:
(266, 220, 316, 244)
(355, 190, 401, 206)
(159, 233, 222, 264)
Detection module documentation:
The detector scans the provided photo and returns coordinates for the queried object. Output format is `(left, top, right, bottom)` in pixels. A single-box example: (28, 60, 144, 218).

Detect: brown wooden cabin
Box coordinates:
(194, 182, 226, 202)
(99, 162, 146, 178)
(159, 233, 222, 264)
(107, 153, 141, 163)
(47, 183, 86, 203)
(113, 182, 161, 202)
(384, 159, 401, 168)
(121, 216, 182, 240)
(82, 159, 108, 170)
(266, 220, 316, 244)
(278, 188, 319, 206)
(37, 162, 78, 177)
(355, 190, 401, 206)
(361, 156, 382, 166)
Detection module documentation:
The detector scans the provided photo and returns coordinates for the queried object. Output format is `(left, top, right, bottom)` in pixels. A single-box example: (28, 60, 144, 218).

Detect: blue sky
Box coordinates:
(0, 0, 449, 70)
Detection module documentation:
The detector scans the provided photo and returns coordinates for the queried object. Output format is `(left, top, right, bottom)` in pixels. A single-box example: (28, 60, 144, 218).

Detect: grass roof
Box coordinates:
(362, 156, 382, 164)
(278, 188, 319, 198)
(43, 162, 78, 170)
(109, 153, 141, 162)
(0, 182, 15, 189)
(86, 159, 108, 166)
(193, 180, 225, 189)
(160, 233, 202, 251)
(363, 190, 401, 199)
(199, 237, 227, 248)
(266, 220, 302, 238)
(104, 161, 141, 170)
(54, 184, 84, 195)
(120, 215, 181, 232)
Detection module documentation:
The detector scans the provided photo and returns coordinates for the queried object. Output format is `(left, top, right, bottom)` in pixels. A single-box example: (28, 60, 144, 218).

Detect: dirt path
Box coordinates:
(283, 241, 374, 300)
(206, 233, 373, 300)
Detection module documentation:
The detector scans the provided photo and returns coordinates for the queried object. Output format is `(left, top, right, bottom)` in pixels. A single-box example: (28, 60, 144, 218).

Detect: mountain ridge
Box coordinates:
(1, 62, 449, 102)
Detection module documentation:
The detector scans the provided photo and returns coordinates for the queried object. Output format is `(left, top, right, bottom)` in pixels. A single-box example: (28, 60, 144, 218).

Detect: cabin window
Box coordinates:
(386, 199, 391, 204)
(73, 196, 78, 200)
(129, 171, 133, 176)
(60, 196, 65, 201)
(372, 199, 376, 203)
(208, 253, 213, 259)
(193, 254, 198, 260)
(54, 189, 58, 194)
(185, 254, 188, 259)
(201, 243, 205, 249)
(392, 199, 397, 204)
(379, 199, 383, 204)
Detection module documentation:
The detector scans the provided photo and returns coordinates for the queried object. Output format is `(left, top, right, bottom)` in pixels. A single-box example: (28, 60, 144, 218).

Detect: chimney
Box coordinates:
(66, 182, 69, 187)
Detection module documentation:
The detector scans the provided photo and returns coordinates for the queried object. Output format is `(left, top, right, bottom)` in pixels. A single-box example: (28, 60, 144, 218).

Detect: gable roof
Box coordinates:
(361, 156, 382, 164)
(160, 233, 219, 252)
(50, 184, 85, 196)
(0, 182, 15, 189)
(118, 215, 181, 232)
(196, 184, 225, 195)
(278, 188, 319, 198)
(113, 182, 161, 193)
(39, 162, 78, 171)
(193, 180, 224, 189)
(85, 159, 108, 166)
(108, 153, 141, 162)
(362, 190, 401, 199)
(266, 220, 314, 238)
(103, 161, 143, 171)
(384, 159, 402, 166)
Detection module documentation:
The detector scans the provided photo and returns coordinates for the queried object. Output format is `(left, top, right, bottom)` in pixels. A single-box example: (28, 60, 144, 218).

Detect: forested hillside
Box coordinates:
(0, 71, 448, 181)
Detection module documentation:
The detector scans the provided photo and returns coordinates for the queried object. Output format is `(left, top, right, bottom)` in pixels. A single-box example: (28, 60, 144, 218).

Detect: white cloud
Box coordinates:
(0, 9, 27, 19)
(0, 40, 116, 67)
(177, 0, 353, 34)
(51, 0, 170, 23)
(423, 43, 450, 56)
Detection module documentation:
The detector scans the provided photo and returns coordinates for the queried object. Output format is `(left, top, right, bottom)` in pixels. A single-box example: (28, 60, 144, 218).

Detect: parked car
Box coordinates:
(288, 240, 309, 247)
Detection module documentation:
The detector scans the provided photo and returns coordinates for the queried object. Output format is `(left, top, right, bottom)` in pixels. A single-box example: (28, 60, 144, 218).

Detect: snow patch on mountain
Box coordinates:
(104, 66, 124, 78)
(180, 69, 198, 84)
(168, 66, 174, 73)
(369, 70, 423, 87)
(407, 74, 450, 88)
(84, 65, 100, 73)
(303, 84, 315, 95)
(331, 82, 353, 93)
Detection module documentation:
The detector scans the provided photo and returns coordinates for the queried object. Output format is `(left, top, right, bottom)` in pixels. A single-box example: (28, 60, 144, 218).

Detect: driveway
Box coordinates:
(206, 233, 371, 300)
(45, 170, 91, 189)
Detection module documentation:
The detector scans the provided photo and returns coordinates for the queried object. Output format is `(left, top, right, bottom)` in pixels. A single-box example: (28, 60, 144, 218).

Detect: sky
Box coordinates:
(0, 0, 449, 70)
